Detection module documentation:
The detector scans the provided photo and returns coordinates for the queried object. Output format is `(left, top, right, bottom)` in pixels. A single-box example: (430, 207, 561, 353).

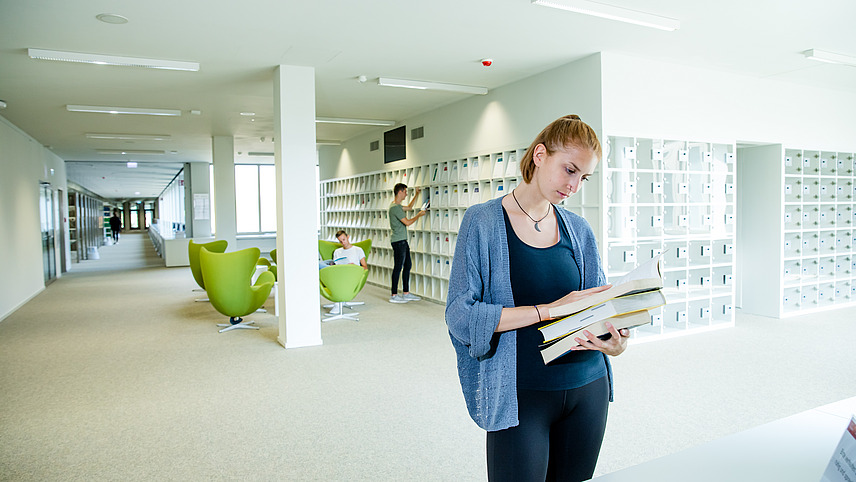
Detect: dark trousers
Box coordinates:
(486, 376, 610, 482)
(390, 240, 411, 294)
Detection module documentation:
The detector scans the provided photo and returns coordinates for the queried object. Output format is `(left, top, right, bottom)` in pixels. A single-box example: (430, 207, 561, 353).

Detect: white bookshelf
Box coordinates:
(319, 148, 602, 303)
(740, 145, 855, 318)
(602, 136, 736, 341)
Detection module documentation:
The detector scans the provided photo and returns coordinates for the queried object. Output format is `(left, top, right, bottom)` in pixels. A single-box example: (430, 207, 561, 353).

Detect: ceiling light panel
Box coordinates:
(804, 49, 856, 67)
(86, 133, 171, 140)
(97, 149, 166, 155)
(531, 0, 680, 31)
(28, 48, 199, 71)
(315, 117, 396, 126)
(377, 78, 488, 95)
(68, 105, 182, 116)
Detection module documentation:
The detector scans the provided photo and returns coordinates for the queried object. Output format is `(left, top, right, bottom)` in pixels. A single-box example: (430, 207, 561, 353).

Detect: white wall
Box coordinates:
(320, 53, 604, 180)
(0, 115, 67, 321)
(600, 51, 856, 150)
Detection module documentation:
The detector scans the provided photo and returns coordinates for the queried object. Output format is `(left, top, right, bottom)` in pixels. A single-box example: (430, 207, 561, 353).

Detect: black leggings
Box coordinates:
(486, 376, 610, 482)
(390, 240, 411, 294)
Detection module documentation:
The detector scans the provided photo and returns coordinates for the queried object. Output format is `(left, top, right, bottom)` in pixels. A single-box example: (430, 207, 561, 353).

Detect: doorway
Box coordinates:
(39, 182, 56, 283)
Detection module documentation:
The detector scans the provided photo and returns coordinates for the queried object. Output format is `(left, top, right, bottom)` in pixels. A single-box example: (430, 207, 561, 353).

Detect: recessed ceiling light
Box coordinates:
(240, 112, 256, 116)
(86, 133, 171, 140)
(97, 149, 165, 155)
(531, 0, 680, 31)
(315, 117, 397, 126)
(377, 77, 488, 95)
(126, 162, 138, 168)
(68, 105, 182, 116)
(803, 49, 856, 67)
(96, 13, 129, 24)
(29, 48, 199, 71)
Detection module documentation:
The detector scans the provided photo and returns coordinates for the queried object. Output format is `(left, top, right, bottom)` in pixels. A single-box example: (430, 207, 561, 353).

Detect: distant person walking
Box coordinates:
(388, 183, 426, 304)
(109, 209, 122, 243)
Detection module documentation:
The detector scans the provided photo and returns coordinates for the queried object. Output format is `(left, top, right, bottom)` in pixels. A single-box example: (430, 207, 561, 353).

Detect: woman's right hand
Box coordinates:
(543, 285, 612, 312)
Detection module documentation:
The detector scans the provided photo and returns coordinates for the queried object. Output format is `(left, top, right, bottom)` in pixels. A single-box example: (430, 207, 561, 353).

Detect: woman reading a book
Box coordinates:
(446, 114, 631, 481)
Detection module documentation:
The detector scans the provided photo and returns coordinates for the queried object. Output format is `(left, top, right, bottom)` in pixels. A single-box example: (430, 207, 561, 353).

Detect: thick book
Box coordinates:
(547, 254, 664, 320)
(540, 310, 653, 364)
(539, 289, 666, 343)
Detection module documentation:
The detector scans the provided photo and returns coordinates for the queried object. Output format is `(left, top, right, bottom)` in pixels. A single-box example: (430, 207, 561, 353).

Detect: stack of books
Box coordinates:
(539, 254, 666, 364)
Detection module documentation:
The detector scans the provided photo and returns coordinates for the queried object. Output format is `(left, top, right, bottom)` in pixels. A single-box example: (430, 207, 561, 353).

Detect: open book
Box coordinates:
(540, 310, 653, 364)
(547, 254, 664, 319)
(539, 289, 666, 343)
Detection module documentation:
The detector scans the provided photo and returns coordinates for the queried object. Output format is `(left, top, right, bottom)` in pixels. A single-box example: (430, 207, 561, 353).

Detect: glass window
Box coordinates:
(235, 165, 260, 233)
(259, 165, 276, 232)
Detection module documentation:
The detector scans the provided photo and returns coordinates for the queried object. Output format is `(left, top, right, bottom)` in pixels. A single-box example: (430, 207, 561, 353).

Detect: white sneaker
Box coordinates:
(389, 294, 408, 304)
(402, 293, 421, 302)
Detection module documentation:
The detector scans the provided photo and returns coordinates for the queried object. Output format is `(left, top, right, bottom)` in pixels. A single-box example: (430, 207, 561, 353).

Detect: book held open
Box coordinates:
(538, 254, 666, 364)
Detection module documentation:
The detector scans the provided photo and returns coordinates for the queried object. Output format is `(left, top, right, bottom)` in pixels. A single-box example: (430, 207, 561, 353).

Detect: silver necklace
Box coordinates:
(511, 189, 552, 232)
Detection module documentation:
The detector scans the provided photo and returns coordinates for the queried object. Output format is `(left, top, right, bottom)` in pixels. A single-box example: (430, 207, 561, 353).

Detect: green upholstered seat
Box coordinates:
(268, 248, 277, 281)
(318, 239, 372, 310)
(200, 246, 275, 333)
(188, 239, 228, 290)
(319, 264, 369, 322)
(318, 240, 339, 261)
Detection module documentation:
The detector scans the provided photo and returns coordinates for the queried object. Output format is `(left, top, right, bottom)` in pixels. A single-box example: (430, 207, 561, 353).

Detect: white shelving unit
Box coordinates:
(602, 136, 736, 341)
(319, 148, 602, 303)
(740, 145, 856, 318)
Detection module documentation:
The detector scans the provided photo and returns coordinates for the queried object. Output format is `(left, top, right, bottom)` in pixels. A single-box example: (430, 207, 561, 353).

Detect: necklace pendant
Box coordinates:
(534, 222, 541, 232)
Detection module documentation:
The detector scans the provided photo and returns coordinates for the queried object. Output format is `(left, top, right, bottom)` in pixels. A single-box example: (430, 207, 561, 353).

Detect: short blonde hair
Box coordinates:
(519, 115, 602, 183)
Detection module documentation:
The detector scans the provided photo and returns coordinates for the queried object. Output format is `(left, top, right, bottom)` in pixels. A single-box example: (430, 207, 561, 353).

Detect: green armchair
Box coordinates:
(319, 264, 369, 322)
(200, 246, 275, 333)
(188, 239, 228, 301)
(318, 239, 372, 311)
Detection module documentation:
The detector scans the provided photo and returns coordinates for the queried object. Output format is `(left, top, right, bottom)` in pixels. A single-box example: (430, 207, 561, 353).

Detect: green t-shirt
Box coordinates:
(389, 203, 407, 242)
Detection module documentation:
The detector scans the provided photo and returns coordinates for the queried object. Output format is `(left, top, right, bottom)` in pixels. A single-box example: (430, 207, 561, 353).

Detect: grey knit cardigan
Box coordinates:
(445, 196, 613, 431)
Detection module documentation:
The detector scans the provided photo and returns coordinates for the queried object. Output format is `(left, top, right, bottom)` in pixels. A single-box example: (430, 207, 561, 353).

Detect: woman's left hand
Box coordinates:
(569, 322, 630, 356)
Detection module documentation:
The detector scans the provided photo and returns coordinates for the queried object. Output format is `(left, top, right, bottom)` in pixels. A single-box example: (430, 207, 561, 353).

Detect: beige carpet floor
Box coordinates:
(1, 232, 854, 481)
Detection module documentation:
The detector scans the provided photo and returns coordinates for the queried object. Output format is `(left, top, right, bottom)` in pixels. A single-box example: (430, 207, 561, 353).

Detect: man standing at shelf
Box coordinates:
(389, 183, 427, 303)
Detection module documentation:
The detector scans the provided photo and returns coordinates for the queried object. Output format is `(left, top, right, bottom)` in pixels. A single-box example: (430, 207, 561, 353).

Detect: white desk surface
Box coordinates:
(591, 397, 856, 482)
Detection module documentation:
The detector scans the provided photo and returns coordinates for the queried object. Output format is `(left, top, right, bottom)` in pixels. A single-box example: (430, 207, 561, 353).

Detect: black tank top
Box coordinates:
(503, 206, 606, 390)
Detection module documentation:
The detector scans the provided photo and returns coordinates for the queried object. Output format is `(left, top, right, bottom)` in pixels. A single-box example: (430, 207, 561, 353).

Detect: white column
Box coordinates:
(212, 136, 237, 248)
(274, 65, 322, 349)
(186, 162, 212, 238)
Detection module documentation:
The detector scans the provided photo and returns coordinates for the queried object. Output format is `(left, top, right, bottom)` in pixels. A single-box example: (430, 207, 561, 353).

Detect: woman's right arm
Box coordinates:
(494, 285, 612, 333)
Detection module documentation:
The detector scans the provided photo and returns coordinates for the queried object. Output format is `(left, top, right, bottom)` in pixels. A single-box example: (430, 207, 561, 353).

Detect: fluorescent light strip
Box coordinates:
(28, 48, 199, 71)
(97, 149, 165, 155)
(531, 0, 680, 31)
(86, 133, 171, 140)
(126, 162, 138, 168)
(315, 117, 396, 126)
(804, 49, 856, 67)
(68, 105, 181, 116)
(378, 77, 488, 95)
(316, 140, 342, 146)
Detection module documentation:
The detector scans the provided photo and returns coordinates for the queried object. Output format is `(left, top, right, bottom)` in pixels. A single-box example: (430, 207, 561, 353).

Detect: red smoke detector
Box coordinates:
(481, 58, 493, 67)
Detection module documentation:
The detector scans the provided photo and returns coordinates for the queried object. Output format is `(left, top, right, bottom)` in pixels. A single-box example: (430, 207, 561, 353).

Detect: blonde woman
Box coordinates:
(446, 115, 630, 481)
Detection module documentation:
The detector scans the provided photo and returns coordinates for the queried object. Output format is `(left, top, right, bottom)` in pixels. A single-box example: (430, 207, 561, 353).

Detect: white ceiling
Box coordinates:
(1, 0, 854, 200)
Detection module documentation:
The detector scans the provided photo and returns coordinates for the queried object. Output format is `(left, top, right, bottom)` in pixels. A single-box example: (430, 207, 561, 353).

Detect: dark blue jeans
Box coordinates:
(391, 240, 411, 294)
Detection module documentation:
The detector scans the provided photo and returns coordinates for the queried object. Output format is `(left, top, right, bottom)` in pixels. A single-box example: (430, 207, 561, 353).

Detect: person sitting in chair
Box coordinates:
(333, 230, 367, 270)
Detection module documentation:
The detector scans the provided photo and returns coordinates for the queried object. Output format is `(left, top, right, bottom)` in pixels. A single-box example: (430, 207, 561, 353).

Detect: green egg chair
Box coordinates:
(319, 264, 369, 322)
(319, 238, 372, 311)
(200, 246, 275, 333)
(267, 248, 278, 281)
(188, 239, 228, 301)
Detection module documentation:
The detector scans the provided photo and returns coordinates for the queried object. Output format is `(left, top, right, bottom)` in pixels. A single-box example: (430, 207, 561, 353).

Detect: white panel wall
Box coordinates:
(320, 54, 604, 181)
(0, 115, 67, 321)
(600, 51, 856, 151)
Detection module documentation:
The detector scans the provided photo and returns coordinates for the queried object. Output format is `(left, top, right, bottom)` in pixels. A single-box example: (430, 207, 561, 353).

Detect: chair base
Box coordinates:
(217, 317, 259, 333)
(322, 302, 359, 322)
(322, 300, 364, 311)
